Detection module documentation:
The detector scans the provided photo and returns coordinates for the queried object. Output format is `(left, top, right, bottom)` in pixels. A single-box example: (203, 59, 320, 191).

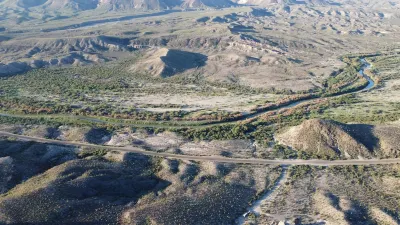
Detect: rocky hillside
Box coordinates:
(0, 0, 343, 12)
(276, 119, 400, 159)
(0, 0, 235, 11)
(232, 0, 333, 6)
(0, 133, 280, 224)
(1, 0, 397, 16)
(130, 48, 208, 77)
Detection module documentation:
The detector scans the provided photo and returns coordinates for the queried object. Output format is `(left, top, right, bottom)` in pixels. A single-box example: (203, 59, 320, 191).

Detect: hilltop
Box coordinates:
(276, 119, 400, 159)
(130, 48, 207, 77)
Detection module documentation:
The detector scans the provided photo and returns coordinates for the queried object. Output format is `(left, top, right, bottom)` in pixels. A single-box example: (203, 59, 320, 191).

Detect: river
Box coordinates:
(358, 58, 374, 91)
(0, 58, 374, 128)
(233, 59, 375, 224)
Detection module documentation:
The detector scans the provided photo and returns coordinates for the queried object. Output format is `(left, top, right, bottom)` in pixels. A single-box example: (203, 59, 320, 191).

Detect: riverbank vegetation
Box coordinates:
(0, 54, 378, 126)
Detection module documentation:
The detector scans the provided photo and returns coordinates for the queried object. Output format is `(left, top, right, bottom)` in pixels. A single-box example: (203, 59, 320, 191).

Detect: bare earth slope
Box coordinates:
(277, 119, 400, 159)
(130, 48, 208, 77)
(0, 137, 281, 225)
(277, 119, 372, 159)
(0, 0, 235, 11)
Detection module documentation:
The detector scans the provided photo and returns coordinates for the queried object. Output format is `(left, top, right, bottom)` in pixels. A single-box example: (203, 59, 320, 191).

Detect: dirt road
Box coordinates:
(1, 131, 400, 166)
(236, 167, 289, 225)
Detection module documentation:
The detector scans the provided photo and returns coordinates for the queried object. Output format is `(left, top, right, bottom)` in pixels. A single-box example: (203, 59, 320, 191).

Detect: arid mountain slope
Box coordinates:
(0, 0, 235, 11)
(0, 0, 367, 12)
(130, 48, 207, 77)
(0, 136, 279, 225)
(276, 119, 400, 159)
(232, 0, 333, 6)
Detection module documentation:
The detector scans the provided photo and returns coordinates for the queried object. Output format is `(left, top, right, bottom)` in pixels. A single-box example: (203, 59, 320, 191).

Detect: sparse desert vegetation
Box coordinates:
(252, 165, 400, 225)
(0, 136, 283, 225)
(1, 0, 400, 224)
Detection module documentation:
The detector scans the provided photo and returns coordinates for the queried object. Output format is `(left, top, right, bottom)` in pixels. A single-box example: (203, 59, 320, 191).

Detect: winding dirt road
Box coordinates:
(236, 167, 289, 225)
(1, 131, 399, 166)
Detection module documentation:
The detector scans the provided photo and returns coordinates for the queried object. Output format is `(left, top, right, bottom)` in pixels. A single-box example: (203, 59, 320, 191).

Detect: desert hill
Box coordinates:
(0, 140, 162, 224)
(276, 119, 400, 159)
(1, 0, 100, 10)
(232, 0, 333, 6)
(130, 48, 207, 77)
(0, 0, 235, 11)
(0, 132, 276, 224)
(181, 0, 234, 8)
(0, 0, 344, 12)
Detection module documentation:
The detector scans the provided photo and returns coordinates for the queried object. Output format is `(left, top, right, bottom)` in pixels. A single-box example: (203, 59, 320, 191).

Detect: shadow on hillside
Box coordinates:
(344, 200, 377, 225)
(84, 127, 111, 144)
(345, 124, 379, 152)
(0, 139, 169, 225)
(326, 192, 341, 210)
(0, 139, 78, 194)
(160, 49, 208, 77)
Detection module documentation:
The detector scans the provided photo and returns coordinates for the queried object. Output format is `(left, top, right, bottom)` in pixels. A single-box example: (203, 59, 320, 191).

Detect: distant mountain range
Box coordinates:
(0, 0, 233, 11)
(0, 0, 335, 11)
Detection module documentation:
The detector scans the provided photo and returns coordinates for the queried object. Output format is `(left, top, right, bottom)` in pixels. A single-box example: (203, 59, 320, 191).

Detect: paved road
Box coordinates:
(1, 131, 399, 166)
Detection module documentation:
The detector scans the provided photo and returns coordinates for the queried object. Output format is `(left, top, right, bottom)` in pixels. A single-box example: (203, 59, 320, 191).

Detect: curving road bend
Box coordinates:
(236, 167, 289, 225)
(1, 131, 399, 166)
